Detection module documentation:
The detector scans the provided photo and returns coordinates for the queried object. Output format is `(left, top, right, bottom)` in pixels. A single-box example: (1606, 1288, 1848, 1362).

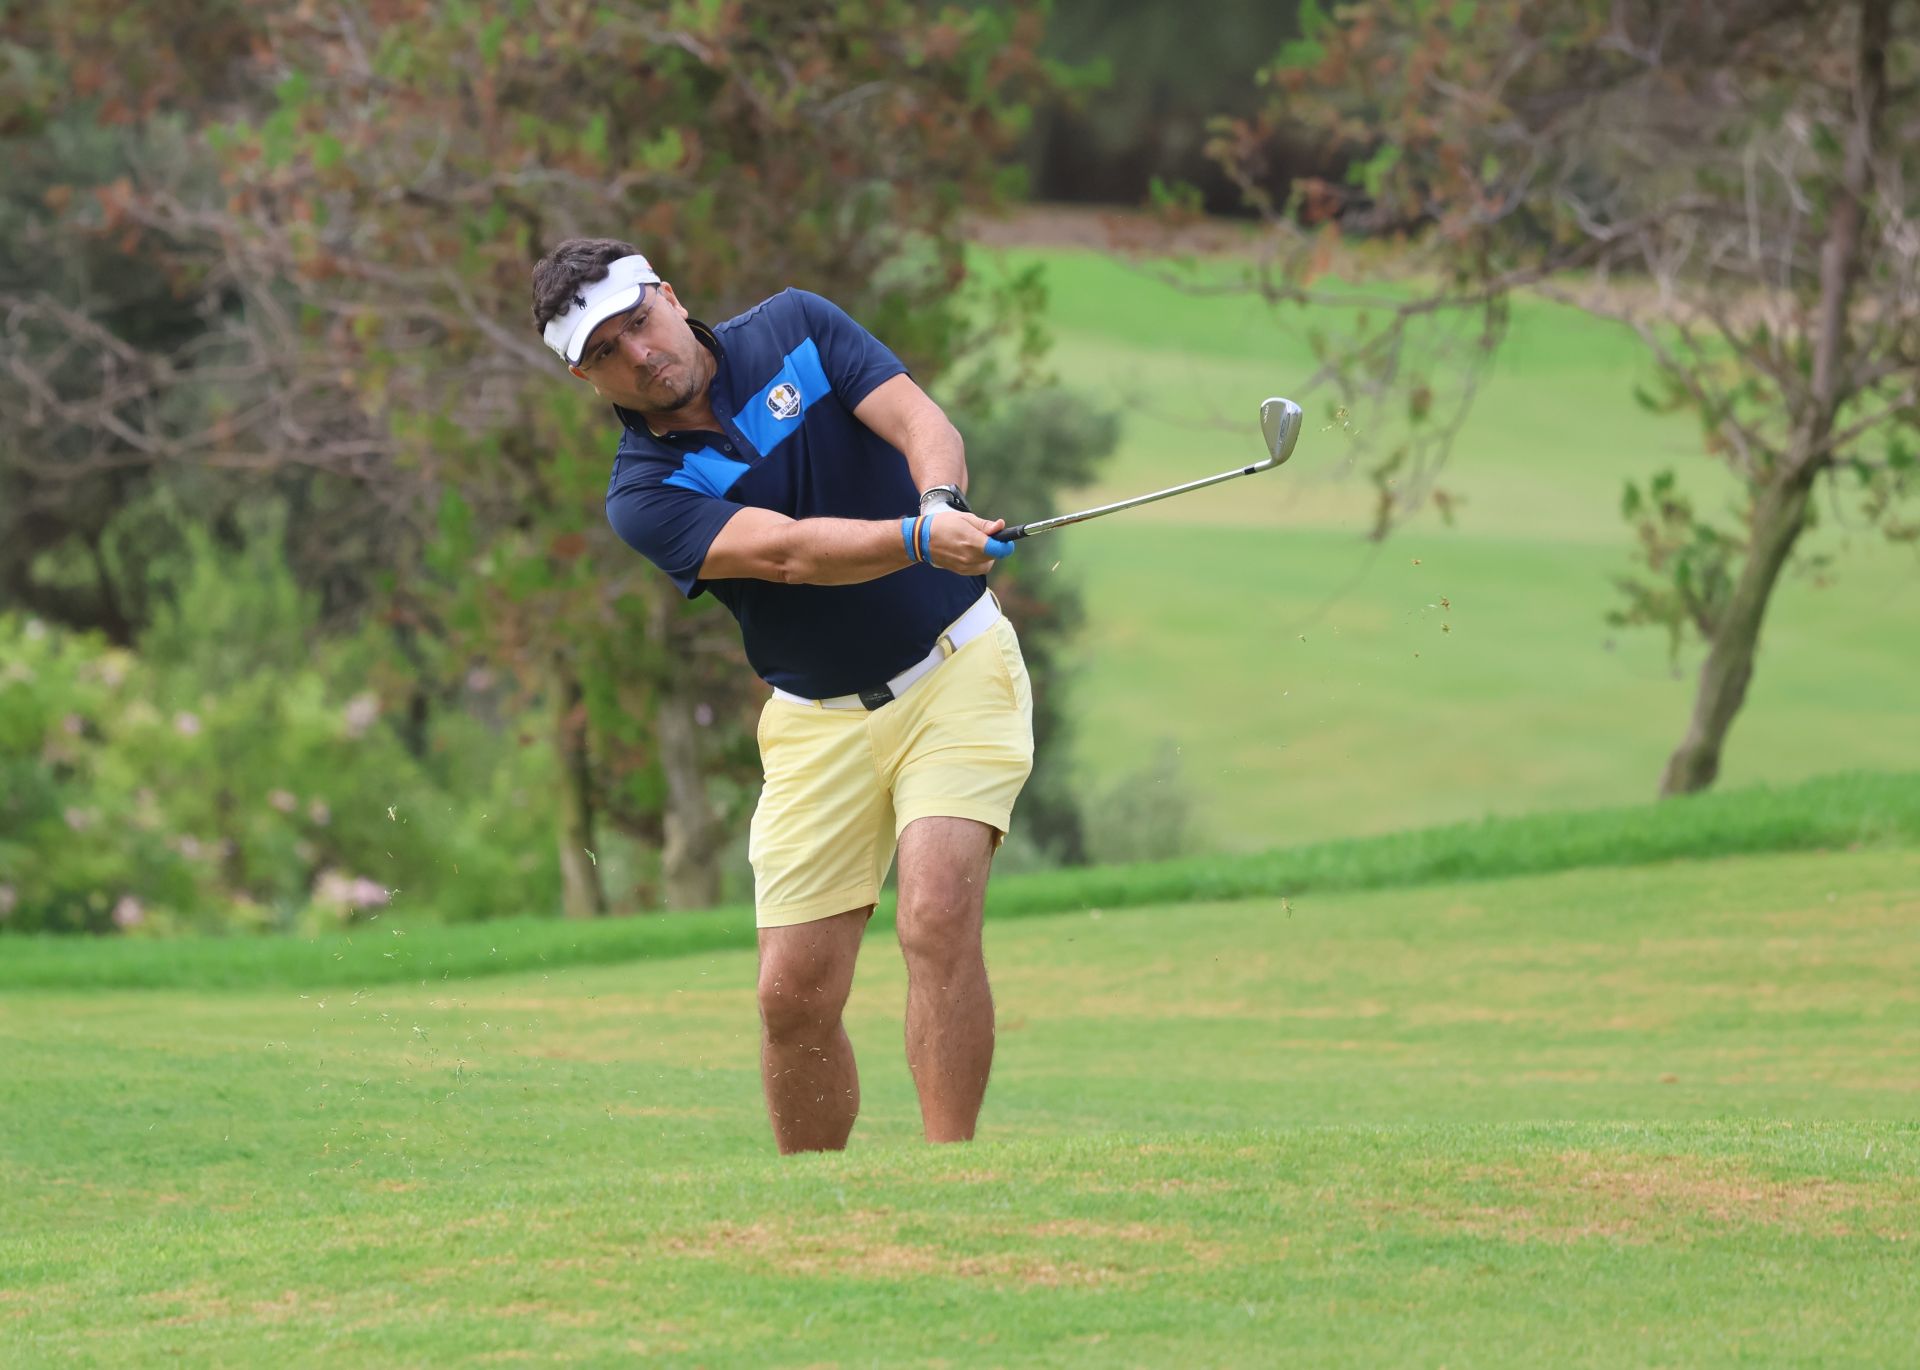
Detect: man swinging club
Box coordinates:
(530, 240, 1033, 1153)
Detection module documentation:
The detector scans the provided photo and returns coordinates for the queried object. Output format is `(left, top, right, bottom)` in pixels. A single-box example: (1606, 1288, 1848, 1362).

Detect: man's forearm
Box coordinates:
(849, 373, 971, 497)
(899, 407, 968, 496)
(778, 517, 913, 586)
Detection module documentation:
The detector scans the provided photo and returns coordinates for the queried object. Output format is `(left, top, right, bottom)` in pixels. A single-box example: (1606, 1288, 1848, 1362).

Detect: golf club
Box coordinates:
(992, 397, 1302, 548)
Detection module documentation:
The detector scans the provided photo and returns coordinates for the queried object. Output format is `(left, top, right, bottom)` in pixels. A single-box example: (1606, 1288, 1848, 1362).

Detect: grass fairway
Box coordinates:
(1062, 525, 1920, 851)
(6, 846, 1917, 1364)
(976, 247, 1920, 851)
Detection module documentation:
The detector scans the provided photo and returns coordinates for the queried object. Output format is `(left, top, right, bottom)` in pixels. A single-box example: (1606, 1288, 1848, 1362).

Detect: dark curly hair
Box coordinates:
(530, 237, 645, 334)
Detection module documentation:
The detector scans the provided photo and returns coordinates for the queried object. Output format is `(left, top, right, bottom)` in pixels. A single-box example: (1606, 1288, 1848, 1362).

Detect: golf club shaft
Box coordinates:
(1003, 462, 1272, 541)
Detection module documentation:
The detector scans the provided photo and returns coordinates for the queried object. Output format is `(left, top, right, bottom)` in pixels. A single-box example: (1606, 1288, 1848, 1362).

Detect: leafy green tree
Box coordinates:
(0, 1, 416, 646)
(183, 0, 1064, 911)
(1211, 0, 1918, 795)
(1025, 0, 1308, 209)
(4, 2, 1123, 927)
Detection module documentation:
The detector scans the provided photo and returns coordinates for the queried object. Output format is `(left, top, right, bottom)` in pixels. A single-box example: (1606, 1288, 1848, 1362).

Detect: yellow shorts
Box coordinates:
(748, 613, 1035, 928)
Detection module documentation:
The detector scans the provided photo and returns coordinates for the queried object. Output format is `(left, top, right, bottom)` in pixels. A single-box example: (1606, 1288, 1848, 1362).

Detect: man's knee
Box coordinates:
(896, 895, 981, 974)
(894, 816, 993, 973)
(757, 926, 861, 1041)
(757, 963, 846, 1041)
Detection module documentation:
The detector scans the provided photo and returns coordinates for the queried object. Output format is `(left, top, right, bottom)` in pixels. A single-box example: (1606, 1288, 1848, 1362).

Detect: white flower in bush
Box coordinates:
(0, 885, 15, 920)
(308, 799, 331, 826)
(342, 692, 380, 739)
(313, 870, 390, 913)
(173, 711, 202, 737)
(268, 789, 298, 814)
(111, 896, 145, 930)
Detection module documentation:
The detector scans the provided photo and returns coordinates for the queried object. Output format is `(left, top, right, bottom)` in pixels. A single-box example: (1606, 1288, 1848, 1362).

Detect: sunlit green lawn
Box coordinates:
(975, 248, 1920, 852)
(6, 846, 1916, 1364)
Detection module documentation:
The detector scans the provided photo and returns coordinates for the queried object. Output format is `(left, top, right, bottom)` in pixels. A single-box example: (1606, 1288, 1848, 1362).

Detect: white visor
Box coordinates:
(542, 253, 662, 366)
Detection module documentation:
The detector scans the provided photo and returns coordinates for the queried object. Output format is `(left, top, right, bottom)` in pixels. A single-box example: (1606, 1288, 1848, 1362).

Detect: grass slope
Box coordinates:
(973, 247, 1920, 850)
(3, 769, 1915, 991)
(5, 847, 1917, 1364)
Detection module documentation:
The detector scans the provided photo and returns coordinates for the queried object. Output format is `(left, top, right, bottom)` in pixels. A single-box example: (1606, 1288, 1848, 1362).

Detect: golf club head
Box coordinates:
(1259, 397, 1303, 468)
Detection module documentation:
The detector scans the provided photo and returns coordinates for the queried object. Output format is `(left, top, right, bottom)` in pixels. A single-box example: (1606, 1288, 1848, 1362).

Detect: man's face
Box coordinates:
(569, 282, 705, 412)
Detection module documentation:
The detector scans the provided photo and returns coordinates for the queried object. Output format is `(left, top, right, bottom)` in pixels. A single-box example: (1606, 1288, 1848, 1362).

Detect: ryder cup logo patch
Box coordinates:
(766, 383, 802, 421)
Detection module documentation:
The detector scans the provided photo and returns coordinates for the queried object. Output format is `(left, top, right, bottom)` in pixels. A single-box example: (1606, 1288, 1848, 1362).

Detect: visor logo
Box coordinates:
(766, 383, 801, 420)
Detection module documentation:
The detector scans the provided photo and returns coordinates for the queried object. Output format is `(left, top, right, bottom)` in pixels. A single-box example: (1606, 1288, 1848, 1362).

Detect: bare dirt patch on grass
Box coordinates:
(1403, 1151, 1917, 1246)
(484, 1301, 603, 1327)
(141, 1283, 233, 1327)
(920, 1168, 1009, 1186)
(1127, 1176, 1241, 1196)
(666, 1209, 1151, 1288)
(1022, 1217, 1227, 1267)
(248, 1289, 344, 1324)
(413, 1253, 522, 1285)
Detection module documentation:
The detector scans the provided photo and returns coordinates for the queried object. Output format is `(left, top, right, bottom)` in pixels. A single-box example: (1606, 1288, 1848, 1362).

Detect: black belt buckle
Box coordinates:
(857, 685, 895, 711)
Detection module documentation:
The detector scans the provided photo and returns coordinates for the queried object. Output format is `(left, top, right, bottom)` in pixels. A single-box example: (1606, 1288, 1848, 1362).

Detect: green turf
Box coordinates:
(6, 769, 1914, 991)
(5, 847, 1916, 1364)
(974, 248, 1920, 850)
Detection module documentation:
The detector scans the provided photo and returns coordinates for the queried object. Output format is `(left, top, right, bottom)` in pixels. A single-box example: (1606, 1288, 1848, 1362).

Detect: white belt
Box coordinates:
(770, 591, 1001, 711)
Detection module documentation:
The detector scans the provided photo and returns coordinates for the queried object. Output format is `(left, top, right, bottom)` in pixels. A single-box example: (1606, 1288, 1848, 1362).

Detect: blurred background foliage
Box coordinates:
(0, 0, 1149, 933)
(7, 0, 1912, 936)
(1020, 0, 1312, 211)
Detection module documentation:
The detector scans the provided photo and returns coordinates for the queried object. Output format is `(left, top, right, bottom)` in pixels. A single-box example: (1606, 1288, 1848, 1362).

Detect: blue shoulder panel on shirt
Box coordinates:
(663, 445, 752, 500)
(734, 337, 833, 457)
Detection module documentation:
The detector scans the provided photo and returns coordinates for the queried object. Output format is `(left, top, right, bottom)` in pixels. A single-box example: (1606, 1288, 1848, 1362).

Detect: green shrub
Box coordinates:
(1081, 739, 1195, 866)
(0, 617, 207, 933)
(0, 513, 560, 934)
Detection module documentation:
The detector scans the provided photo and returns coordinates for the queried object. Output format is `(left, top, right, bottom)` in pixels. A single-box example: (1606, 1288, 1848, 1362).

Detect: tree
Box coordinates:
(1210, 0, 1918, 795)
(5, 2, 1123, 927)
(1023, 0, 1309, 210)
(1, 1, 421, 645)
(167, 0, 1063, 911)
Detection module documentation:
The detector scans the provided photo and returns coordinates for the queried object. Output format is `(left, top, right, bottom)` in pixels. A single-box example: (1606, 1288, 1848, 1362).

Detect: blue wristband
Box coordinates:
(900, 516, 917, 564)
(918, 510, 937, 564)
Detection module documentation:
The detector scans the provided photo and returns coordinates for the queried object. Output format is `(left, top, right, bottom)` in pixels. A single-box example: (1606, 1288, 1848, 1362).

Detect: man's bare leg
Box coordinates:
(757, 907, 870, 1154)
(895, 816, 998, 1143)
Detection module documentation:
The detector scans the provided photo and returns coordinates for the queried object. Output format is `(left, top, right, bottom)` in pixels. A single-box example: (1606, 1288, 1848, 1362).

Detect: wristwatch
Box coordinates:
(920, 484, 970, 513)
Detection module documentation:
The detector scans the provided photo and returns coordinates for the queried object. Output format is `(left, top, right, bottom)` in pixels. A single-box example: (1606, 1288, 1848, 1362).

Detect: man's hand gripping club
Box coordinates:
(904, 486, 1015, 576)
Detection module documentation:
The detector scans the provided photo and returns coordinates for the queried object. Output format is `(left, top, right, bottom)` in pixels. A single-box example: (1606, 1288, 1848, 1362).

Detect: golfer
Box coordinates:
(531, 240, 1033, 1154)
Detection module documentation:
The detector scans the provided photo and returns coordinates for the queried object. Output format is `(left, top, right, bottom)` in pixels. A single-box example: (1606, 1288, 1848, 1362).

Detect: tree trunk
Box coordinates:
(656, 691, 724, 910)
(1662, 0, 1888, 798)
(1658, 473, 1816, 796)
(552, 659, 606, 918)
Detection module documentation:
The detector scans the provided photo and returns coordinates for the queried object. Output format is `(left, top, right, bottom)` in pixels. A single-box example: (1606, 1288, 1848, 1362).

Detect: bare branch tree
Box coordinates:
(1208, 0, 1917, 795)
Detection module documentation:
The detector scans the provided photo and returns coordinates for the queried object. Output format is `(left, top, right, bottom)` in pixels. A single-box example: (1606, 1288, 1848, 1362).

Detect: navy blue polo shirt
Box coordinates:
(604, 289, 983, 698)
